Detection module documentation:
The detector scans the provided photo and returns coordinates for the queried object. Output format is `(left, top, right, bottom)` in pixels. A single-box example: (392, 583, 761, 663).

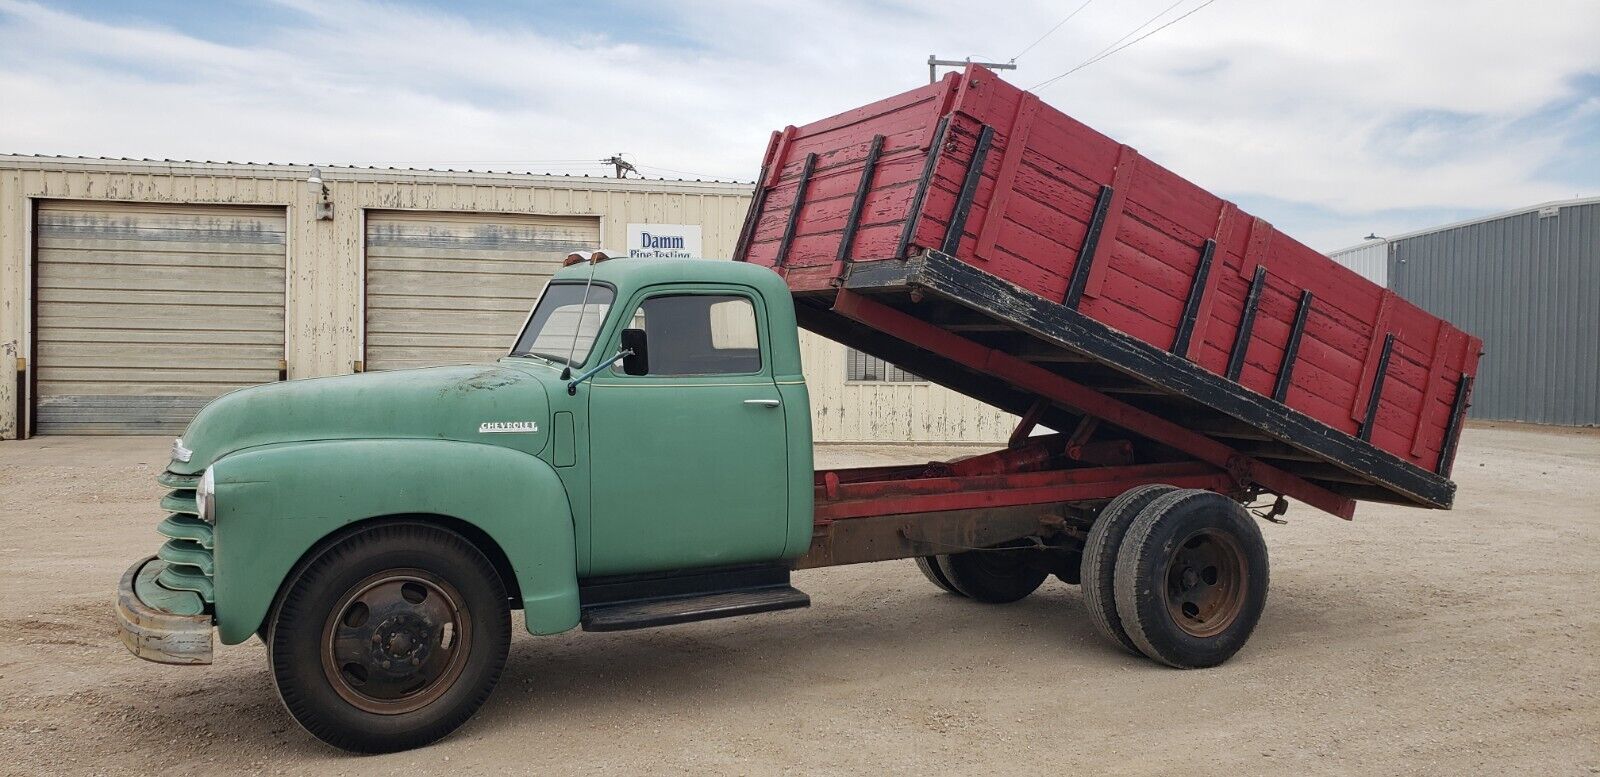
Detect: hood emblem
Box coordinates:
(478, 421, 540, 434)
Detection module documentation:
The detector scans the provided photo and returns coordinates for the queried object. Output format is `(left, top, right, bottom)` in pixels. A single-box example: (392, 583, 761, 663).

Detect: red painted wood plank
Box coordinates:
(1017, 104, 1123, 183)
(1185, 202, 1241, 360)
(993, 198, 1091, 275)
(1351, 289, 1396, 423)
(1126, 157, 1223, 245)
(921, 72, 961, 150)
(949, 63, 1025, 131)
(973, 94, 1040, 263)
(788, 116, 939, 171)
(1239, 217, 1272, 280)
(790, 77, 948, 145)
(1015, 146, 1110, 206)
(764, 126, 797, 192)
(1082, 145, 1140, 299)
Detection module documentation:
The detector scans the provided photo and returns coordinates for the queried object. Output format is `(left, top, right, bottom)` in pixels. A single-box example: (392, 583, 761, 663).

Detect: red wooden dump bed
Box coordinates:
(735, 65, 1482, 515)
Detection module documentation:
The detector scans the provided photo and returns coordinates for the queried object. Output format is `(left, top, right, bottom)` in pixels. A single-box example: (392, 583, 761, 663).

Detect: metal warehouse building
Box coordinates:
(1330, 196, 1599, 426)
(0, 155, 1009, 441)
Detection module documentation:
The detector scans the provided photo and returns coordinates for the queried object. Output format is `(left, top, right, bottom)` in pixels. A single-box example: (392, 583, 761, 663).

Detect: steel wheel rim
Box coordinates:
(320, 569, 472, 715)
(1162, 529, 1247, 638)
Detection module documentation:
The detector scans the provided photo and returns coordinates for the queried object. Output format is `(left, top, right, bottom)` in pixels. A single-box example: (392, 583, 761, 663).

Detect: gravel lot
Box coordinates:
(1, 424, 1596, 775)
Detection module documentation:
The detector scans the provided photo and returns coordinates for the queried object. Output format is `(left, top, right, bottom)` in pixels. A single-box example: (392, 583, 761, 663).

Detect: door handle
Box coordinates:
(743, 399, 781, 408)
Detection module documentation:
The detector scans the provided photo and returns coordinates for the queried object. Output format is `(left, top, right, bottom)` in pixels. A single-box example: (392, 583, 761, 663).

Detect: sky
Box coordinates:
(0, 0, 1596, 251)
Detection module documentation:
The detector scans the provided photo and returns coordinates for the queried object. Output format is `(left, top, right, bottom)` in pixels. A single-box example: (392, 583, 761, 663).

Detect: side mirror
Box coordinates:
(620, 328, 649, 376)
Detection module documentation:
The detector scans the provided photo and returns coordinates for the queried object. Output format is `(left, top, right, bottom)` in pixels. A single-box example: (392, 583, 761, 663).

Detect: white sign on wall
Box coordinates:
(626, 223, 702, 258)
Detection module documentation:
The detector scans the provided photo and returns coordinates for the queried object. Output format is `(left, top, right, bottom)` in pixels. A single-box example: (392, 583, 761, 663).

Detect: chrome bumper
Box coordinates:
(116, 556, 214, 665)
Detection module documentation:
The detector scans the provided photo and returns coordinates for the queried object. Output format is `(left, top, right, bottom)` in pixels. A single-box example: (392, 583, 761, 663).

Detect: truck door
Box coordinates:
(586, 288, 789, 576)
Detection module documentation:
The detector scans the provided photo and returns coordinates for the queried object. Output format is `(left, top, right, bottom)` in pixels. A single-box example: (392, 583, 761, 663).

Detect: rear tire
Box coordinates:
(913, 556, 964, 596)
(269, 523, 511, 753)
(1113, 489, 1269, 668)
(1080, 484, 1177, 655)
(936, 543, 1049, 603)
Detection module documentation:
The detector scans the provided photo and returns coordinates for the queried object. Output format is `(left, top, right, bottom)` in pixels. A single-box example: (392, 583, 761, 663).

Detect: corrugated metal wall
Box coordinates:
(1327, 242, 1389, 286)
(1389, 200, 1599, 426)
(0, 157, 751, 438)
(0, 156, 1018, 443)
(800, 333, 1013, 444)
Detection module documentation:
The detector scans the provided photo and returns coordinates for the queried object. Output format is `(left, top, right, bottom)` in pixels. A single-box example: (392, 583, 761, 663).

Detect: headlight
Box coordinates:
(196, 467, 215, 524)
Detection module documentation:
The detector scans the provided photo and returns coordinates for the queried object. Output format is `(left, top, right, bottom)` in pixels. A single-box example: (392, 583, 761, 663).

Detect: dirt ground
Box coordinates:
(0, 424, 1596, 776)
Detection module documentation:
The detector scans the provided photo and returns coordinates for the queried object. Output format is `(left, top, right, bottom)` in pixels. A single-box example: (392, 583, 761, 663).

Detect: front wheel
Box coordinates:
(268, 523, 511, 753)
(1112, 489, 1268, 668)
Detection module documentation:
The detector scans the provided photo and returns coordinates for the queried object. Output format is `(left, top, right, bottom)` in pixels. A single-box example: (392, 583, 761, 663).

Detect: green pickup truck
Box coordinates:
(115, 247, 1460, 753)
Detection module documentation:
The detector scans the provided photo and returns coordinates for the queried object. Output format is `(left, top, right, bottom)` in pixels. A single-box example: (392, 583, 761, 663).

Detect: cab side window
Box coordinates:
(619, 294, 762, 376)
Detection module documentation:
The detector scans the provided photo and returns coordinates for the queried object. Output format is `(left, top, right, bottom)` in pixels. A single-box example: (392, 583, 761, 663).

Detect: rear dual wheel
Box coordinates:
(1080, 484, 1177, 655)
(1082, 486, 1268, 668)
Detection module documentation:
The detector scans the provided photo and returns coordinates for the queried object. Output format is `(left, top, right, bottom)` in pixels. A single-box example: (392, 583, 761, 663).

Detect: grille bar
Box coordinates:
(157, 514, 214, 549)
(152, 473, 214, 604)
(161, 489, 199, 516)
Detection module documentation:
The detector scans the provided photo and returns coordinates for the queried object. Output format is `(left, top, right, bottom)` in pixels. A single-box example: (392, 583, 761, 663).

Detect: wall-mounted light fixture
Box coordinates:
(1363, 233, 1404, 265)
(307, 167, 334, 221)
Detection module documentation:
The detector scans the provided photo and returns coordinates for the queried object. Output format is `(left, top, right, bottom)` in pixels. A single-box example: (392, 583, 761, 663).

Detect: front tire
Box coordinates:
(1112, 489, 1268, 668)
(269, 523, 511, 753)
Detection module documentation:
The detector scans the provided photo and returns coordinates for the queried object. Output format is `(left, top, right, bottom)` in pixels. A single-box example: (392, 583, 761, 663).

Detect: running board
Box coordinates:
(578, 563, 811, 632)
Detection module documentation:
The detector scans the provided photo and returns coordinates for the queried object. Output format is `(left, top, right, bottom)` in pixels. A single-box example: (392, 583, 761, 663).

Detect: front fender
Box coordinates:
(210, 439, 579, 645)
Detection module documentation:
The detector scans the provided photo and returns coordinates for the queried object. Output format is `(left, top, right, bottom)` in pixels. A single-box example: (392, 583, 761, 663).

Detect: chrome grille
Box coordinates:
(153, 471, 214, 604)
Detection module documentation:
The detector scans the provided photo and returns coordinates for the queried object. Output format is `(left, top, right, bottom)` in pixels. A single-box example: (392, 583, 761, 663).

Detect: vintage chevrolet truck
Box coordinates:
(116, 67, 1480, 754)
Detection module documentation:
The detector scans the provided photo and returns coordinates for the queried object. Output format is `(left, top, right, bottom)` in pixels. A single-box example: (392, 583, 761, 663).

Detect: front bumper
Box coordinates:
(116, 556, 214, 665)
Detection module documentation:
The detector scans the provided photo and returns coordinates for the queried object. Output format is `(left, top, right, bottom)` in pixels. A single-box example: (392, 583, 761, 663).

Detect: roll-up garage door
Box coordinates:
(33, 202, 287, 435)
(364, 211, 600, 371)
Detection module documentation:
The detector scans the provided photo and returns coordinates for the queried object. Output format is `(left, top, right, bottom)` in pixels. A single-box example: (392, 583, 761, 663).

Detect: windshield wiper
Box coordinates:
(523, 351, 571, 366)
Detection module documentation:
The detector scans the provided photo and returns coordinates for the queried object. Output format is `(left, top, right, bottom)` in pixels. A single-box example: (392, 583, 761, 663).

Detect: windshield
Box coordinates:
(510, 282, 615, 366)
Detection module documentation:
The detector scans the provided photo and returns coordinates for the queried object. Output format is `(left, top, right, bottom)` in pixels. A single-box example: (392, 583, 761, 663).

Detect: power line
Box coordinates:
(1010, 0, 1096, 62)
(1031, 0, 1219, 91)
(1072, 0, 1187, 72)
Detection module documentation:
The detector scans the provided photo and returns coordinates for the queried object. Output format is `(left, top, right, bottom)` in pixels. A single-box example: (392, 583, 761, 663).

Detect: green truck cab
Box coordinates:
(117, 256, 818, 751)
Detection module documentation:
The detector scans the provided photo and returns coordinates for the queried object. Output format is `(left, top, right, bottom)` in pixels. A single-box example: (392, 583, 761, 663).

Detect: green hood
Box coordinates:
(171, 362, 552, 473)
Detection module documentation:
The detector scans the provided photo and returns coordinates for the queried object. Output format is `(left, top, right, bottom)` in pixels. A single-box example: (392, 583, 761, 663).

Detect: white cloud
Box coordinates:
(1, 0, 1595, 249)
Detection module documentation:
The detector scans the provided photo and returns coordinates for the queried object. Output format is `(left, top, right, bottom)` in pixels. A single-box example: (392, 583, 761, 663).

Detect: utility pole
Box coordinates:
(928, 55, 1017, 84)
(600, 154, 637, 179)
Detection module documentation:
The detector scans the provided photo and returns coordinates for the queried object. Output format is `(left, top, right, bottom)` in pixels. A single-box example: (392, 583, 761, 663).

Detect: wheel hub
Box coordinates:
(366, 613, 432, 666)
(321, 570, 472, 715)
(1163, 529, 1247, 638)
